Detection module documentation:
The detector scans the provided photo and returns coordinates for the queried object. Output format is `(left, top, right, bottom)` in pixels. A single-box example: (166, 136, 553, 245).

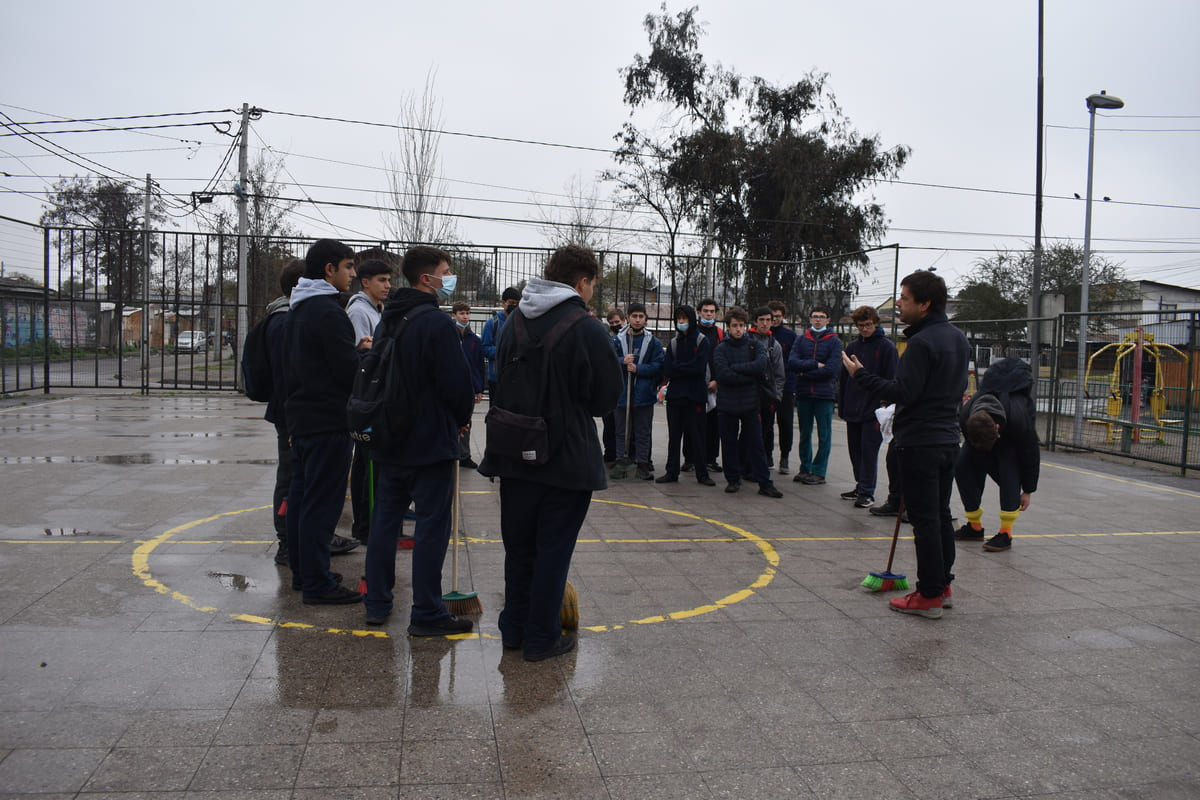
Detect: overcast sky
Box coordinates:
(2, 0, 1197, 298)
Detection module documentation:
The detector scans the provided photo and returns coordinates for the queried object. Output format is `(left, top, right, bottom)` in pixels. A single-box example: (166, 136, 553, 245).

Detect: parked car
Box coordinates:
(174, 331, 211, 353)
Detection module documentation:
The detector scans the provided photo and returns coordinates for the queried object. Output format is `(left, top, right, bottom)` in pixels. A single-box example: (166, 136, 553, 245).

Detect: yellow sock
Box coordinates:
(998, 509, 1019, 535)
(964, 508, 984, 531)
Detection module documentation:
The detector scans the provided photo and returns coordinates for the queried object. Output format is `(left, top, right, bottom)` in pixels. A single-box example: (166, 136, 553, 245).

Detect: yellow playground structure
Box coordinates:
(1086, 331, 1190, 444)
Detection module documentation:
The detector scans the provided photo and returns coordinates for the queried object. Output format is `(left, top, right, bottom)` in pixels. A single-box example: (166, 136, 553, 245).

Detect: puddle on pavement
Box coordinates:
(207, 572, 253, 591)
(0, 455, 275, 465)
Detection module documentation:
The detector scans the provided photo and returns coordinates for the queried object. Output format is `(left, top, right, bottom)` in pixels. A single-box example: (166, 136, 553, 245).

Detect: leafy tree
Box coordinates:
(593, 257, 659, 315)
(615, 5, 909, 312)
(958, 242, 1138, 338)
(40, 176, 167, 305)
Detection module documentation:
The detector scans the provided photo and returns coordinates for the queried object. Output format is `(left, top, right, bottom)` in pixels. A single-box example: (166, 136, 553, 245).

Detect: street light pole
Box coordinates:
(1072, 91, 1124, 447)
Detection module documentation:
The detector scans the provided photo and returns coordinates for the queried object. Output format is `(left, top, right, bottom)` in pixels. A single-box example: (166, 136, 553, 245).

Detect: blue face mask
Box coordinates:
(699, 317, 715, 326)
(676, 322, 689, 333)
(433, 274, 457, 301)
(455, 320, 469, 329)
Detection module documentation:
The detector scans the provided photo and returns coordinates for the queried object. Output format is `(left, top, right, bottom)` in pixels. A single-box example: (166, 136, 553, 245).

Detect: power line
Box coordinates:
(0, 121, 236, 137)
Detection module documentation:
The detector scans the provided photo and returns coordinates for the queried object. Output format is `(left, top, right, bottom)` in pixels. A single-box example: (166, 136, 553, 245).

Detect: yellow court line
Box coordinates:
(1044, 461, 1200, 499)
(126, 498, 780, 639)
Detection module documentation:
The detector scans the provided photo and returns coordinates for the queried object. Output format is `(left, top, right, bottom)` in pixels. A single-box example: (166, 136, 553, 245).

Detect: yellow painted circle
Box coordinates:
(131, 497, 779, 639)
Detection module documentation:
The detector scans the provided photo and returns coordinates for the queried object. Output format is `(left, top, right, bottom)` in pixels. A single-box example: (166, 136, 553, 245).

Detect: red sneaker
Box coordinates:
(889, 590, 943, 619)
(942, 585, 953, 609)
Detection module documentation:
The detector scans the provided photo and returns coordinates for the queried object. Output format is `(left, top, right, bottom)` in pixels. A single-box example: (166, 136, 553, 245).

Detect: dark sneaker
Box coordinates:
(778, 458, 789, 475)
(459, 457, 478, 469)
(840, 490, 859, 501)
(408, 615, 474, 637)
(955, 524, 985, 541)
(273, 543, 289, 566)
(635, 465, 654, 480)
(793, 471, 810, 483)
(365, 610, 391, 626)
(330, 535, 360, 555)
(524, 632, 577, 662)
(982, 532, 1012, 552)
(799, 473, 826, 485)
(681, 461, 694, 472)
(942, 585, 953, 609)
(302, 584, 362, 605)
(724, 480, 741, 493)
(697, 476, 717, 486)
(706, 462, 723, 474)
(655, 474, 679, 484)
(854, 494, 875, 508)
(889, 590, 943, 619)
(758, 484, 783, 498)
(869, 501, 901, 516)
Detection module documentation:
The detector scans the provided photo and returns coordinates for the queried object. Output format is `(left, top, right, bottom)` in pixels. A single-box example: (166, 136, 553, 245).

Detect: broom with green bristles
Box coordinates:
(861, 499, 909, 592)
(442, 461, 483, 615)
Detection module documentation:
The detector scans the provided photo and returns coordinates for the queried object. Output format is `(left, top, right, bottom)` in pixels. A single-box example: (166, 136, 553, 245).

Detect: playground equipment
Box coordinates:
(1085, 331, 1189, 444)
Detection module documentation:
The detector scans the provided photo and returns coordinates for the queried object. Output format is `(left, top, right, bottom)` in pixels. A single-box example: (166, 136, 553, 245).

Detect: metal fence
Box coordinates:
(958, 308, 1200, 473)
(5, 219, 1200, 473)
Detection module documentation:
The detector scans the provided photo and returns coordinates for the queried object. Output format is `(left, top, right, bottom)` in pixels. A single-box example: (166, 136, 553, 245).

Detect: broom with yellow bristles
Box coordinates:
(561, 580, 579, 630)
(442, 464, 483, 615)
(861, 499, 909, 592)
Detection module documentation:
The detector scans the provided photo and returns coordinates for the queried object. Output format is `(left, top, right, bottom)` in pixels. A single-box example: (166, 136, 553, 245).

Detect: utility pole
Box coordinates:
(142, 173, 152, 395)
(235, 103, 250, 389)
(1028, 0, 1045, 396)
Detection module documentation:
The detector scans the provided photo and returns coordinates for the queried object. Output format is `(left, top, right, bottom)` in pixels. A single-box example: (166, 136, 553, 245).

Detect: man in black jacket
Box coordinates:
(282, 239, 363, 605)
(362, 246, 476, 635)
(479, 245, 623, 661)
(953, 357, 1040, 552)
(843, 271, 969, 619)
(656, 304, 715, 486)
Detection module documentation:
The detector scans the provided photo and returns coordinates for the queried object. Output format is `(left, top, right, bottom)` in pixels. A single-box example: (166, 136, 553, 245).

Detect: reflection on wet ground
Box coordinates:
(0, 393, 1198, 797)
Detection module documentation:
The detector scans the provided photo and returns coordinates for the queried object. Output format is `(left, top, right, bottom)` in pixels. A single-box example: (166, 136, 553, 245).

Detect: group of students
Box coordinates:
(594, 298, 893, 504)
(261, 240, 618, 661)
(264, 243, 1037, 647)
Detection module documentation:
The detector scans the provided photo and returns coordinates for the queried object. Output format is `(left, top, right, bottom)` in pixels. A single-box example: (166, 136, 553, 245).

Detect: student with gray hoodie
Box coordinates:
(479, 245, 623, 662)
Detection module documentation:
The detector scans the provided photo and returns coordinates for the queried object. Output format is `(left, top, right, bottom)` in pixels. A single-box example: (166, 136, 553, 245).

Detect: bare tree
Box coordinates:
(533, 173, 632, 253)
(382, 70, 458, 245)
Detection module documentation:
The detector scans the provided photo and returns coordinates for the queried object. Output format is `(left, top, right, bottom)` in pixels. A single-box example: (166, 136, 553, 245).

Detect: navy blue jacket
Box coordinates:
(282, 292, 358, 438)
(459, 326, 486, 394)
(371, 289, 474, 466)
(837, 327, 898, 422)
(962, 357, 1040, 493)
(852, 311, 969, 448)
(663, 330, 711, 406)
(613, 328, 664, 407)
(789, 328, 842, 401)
(263, 302, 289, 428)
(713, 334, 767, 414)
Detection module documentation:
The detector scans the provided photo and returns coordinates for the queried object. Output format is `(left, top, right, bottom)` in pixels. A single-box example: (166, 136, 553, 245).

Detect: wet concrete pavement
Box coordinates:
(1, 393, 1198, 799)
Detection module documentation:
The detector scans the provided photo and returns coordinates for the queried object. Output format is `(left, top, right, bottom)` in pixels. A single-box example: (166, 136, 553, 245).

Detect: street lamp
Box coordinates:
(1072, 91, 1125, 447)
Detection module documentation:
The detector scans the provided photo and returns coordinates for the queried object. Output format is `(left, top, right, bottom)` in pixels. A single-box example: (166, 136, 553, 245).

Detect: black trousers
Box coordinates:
(497, 479, 592, 653)
(665, 401, 709, 480)
(897, 443, 958, 598)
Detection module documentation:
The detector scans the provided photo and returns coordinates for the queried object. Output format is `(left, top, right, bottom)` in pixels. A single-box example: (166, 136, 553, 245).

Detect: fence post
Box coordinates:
(42, 226, 51, 394)
(1181, 312, 1196, 476)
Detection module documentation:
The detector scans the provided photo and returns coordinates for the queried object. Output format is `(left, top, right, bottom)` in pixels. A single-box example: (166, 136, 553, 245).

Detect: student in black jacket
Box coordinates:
(363, 247, 476, 635)
(844, 271, 969, 619)
(479, 246, 623, 661)
(656, 304, 715, 486)
(282, 239, 363, 605)
(953, 357, 1040, 552)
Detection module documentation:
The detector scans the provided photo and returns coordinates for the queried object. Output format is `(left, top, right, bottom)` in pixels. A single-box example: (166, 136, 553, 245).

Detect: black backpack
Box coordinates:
(484, 306, 590, 465)
(346, 305, 435, 450)
(240, 306, 287, 402)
